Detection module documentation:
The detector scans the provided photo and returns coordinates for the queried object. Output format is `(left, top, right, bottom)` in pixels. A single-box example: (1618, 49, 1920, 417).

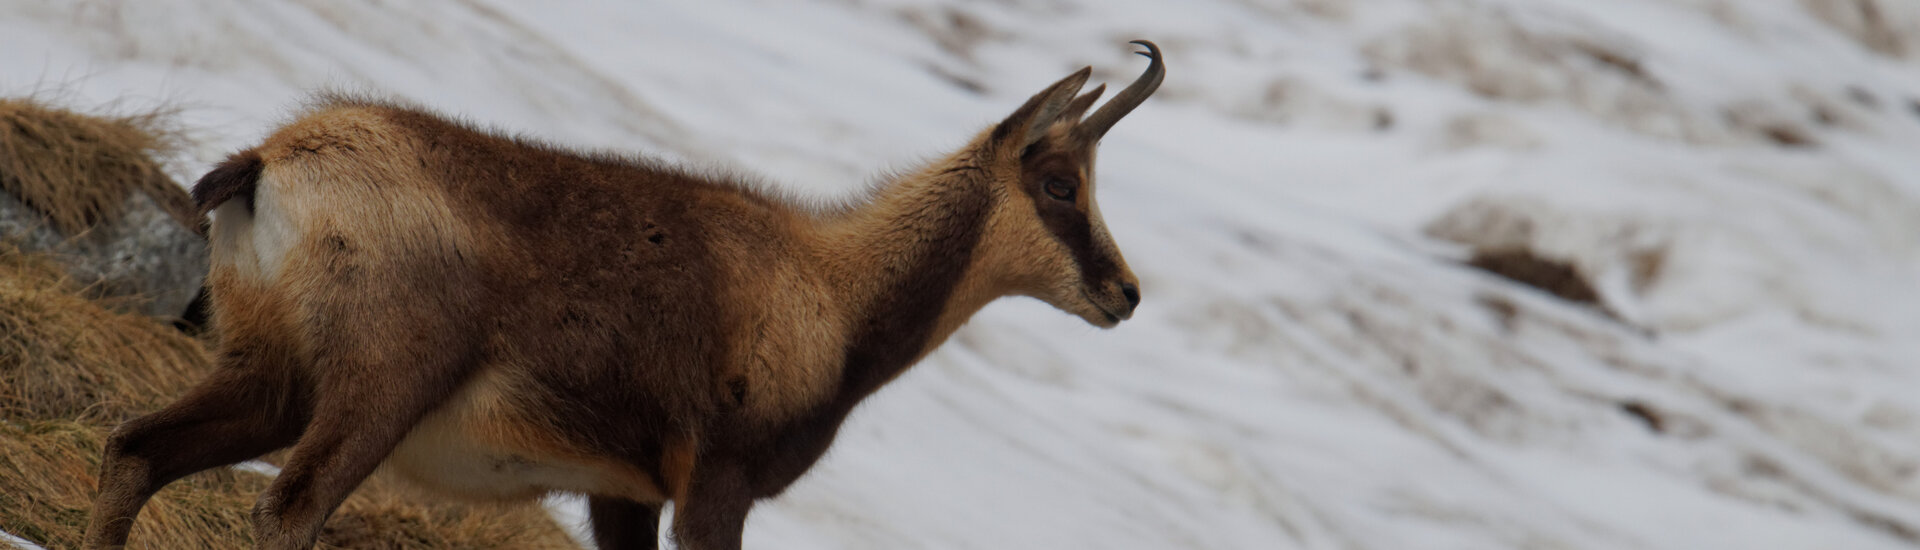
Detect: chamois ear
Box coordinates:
(1057, 84, 1107, 127)
(992, 67, 1091, 150)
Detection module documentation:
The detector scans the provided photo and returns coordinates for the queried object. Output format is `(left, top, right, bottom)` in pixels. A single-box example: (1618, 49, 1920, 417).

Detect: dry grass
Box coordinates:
(0, 421, 578, 549)
(0, 419, 260, 548)
(0, 242, 207, 424)
(320, 476, 580, 550)
(0, 97, 198, 234)
(0, 243, 579, 547)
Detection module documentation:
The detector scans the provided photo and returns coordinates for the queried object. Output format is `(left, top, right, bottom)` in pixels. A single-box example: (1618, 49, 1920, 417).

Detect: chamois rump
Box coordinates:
(86, 41, 1164, 549)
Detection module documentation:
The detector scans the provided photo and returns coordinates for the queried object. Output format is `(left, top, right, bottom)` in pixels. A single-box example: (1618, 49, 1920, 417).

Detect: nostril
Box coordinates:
(1120, 282, 1140, 309)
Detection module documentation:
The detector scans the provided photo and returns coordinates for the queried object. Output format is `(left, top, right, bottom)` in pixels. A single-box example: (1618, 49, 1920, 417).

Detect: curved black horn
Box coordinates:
(1073, 40, 1164, 145)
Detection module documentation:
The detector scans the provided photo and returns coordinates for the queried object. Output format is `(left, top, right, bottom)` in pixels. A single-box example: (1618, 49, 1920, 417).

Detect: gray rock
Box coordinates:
(0, 188, 207, 319)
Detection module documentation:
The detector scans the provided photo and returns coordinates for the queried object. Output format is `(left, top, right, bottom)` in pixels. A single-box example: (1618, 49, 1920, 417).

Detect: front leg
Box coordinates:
(589, 496, 662, 549)
(670, 461, 754, 550)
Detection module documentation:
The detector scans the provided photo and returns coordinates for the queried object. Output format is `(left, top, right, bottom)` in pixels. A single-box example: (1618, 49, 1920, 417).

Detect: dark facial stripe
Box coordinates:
(1021, 145, 1118, 287)
(1036, 200, 1119, 287)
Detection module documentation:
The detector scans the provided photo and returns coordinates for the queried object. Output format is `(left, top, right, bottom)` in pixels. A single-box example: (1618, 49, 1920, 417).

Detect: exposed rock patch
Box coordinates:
(0, 99, 207, 320)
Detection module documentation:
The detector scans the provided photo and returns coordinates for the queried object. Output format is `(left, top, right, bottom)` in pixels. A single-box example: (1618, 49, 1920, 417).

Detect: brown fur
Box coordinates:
(87, 46, 1161, 550)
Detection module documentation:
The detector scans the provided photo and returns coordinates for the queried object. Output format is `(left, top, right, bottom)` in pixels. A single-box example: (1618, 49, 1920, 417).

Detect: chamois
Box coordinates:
(86, 41, 1163, 550)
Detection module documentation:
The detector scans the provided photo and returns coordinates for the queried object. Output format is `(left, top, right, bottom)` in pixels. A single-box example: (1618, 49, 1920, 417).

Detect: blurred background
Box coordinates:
(4, 0, 1920, 548)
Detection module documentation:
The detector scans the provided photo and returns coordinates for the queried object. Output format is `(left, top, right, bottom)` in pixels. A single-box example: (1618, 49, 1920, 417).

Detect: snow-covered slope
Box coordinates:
(7, 0, 1920, 548)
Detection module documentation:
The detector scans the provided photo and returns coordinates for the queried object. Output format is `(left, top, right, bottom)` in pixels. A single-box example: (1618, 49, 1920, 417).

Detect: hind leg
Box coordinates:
(85, 346, 310, 549)
(247, 313, 482, 549)
(589, 496, 663, 549)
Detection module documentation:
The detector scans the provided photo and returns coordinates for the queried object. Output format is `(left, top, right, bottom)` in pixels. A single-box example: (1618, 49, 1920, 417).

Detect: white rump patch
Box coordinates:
(207, 176, 299, 280)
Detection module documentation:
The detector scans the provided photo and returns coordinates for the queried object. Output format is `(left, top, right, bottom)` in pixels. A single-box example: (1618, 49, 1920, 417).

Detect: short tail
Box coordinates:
(191, 150, 264, 215)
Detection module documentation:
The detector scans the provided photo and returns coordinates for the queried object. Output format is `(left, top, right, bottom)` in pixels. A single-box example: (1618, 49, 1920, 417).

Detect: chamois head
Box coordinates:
(974, 40, 1162, 328)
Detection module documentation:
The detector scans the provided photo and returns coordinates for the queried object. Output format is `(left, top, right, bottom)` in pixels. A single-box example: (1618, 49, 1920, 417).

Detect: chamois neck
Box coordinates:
(813, 159, 998, 397)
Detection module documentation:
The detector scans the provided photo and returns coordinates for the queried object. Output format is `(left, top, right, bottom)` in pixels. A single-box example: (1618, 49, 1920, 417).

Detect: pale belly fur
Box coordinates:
(379, 370, 666, 503)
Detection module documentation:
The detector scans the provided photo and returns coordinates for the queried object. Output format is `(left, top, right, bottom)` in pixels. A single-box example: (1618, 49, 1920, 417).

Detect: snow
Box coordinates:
(0, 530, 43, 550)
(6, 0, 1920, 548)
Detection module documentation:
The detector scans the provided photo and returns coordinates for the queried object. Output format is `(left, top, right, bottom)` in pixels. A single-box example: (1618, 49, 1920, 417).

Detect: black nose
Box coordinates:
(1120, 282, 1140, 310)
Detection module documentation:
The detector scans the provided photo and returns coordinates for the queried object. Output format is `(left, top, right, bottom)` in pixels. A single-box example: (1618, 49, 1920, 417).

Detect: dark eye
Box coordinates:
(1043, 179, 1076, 201)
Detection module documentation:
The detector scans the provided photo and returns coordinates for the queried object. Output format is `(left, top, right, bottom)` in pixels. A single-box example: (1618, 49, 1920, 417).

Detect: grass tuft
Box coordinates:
(0, 97, 198, 235)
